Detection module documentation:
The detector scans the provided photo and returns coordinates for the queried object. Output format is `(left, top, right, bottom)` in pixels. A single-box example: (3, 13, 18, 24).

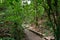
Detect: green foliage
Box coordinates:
(38, 6, 44, 16)
(45, 21, 53, 28)
(1, 0, 60, 40)
(0, 0, 24, 40)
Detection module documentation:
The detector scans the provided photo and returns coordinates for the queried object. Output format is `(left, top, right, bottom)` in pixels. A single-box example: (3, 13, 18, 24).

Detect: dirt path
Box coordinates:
(24, 29, 44, 40)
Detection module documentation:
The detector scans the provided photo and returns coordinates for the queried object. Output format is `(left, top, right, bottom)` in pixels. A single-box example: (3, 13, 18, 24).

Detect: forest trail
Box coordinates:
(24, 29, 44, 40)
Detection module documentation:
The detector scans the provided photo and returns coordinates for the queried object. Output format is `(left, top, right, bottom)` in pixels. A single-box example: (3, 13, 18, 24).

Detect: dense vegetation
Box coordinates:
(0, 0, 60, 40)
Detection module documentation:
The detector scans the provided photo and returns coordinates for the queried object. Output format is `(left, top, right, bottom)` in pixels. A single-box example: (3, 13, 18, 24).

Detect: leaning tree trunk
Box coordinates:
(54, 0, 60, 40)
(47, 0, 60, 40)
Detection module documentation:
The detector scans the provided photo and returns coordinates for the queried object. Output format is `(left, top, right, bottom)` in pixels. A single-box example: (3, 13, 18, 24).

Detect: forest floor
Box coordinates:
(24, 29, 44, 40)
(22, 23, 54, 40)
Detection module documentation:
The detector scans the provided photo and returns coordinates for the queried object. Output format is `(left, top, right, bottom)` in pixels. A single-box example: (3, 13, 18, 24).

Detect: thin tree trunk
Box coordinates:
(34, 0, 39, 30)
